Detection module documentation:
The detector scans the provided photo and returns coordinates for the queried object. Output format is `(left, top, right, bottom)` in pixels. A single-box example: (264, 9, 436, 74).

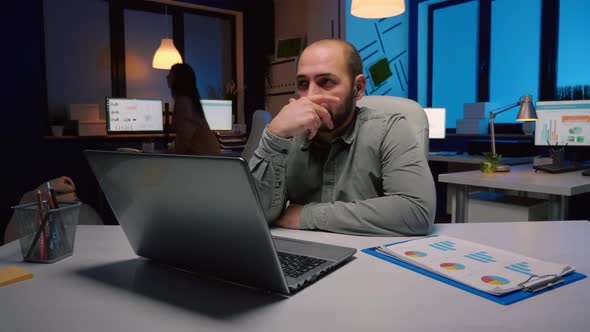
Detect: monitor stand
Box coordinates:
(533, 162, 587, 174)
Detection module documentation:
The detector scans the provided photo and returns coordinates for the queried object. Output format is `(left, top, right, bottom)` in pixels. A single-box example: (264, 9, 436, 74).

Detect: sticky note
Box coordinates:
(0, 266, 33, 286)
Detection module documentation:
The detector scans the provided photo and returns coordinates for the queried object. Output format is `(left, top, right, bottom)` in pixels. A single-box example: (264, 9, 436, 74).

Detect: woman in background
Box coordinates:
(167, 63, 220, 155)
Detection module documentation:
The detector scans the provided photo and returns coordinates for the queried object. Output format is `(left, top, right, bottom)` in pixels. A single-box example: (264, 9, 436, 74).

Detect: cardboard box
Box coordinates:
(456, 118, 489, 135)
(77, 120, 106, 136)
(463, 102, 495, 119)
(68, 104, 99, 122)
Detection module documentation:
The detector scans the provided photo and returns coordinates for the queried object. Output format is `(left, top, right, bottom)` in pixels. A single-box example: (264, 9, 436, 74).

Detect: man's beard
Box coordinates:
(319, 89, 355, 133)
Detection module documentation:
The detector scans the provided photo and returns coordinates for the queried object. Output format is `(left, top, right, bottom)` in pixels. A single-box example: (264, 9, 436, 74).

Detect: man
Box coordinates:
(249, 39, 435, 236)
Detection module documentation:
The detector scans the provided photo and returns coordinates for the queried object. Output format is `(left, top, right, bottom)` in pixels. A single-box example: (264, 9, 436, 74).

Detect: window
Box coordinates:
(430, 0, 478, 129)
(489, 0, 541, 123)
(556, 0, 590, 96)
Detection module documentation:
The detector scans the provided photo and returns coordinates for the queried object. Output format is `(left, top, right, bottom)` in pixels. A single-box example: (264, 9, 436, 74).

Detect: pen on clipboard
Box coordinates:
(518, 274, 565, 292)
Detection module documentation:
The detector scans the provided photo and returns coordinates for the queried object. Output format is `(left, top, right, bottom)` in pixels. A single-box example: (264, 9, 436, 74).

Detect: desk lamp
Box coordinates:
(489, 94, 537, 172)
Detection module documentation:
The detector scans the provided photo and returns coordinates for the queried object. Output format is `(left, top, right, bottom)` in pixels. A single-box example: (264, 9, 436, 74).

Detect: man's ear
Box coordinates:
(353, 74, 367, 100)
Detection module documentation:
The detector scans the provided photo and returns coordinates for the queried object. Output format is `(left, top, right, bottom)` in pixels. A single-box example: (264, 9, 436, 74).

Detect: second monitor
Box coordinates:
(201, 99, 233, 131)
(424, 107, 446, 139)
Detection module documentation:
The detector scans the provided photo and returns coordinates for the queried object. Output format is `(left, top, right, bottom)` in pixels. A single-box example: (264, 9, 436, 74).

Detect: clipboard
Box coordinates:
(363, 237, 586, 305)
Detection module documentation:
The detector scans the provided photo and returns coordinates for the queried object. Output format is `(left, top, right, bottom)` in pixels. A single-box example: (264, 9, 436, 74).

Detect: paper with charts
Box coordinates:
(376, 235, 575, 295)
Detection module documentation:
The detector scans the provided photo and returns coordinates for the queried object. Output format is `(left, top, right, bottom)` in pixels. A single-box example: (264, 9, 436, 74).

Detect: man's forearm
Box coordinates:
(248, 129, 292, 223)
(300, 194, 435, 236)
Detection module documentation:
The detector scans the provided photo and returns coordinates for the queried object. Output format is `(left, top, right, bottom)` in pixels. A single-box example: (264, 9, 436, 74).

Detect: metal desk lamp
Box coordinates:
(489, 94, 537, 171)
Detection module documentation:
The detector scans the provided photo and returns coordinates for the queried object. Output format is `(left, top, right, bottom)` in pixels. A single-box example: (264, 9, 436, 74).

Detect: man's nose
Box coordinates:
(307, 82, 321, 95)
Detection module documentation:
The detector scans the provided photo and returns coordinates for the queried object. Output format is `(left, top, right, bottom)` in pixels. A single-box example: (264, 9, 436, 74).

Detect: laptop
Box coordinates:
(84, 150, 356, 294)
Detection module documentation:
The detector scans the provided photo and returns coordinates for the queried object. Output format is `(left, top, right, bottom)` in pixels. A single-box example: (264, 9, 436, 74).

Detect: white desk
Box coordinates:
(428, 152, 533, 165)
(1, 223, 589, 332)
(439, 164, 590, 222)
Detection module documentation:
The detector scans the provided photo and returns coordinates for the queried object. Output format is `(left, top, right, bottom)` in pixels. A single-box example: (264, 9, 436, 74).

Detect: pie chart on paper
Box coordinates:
(481, 275, 510, 285)
(440, 262, 465, 270)
(405, 251, 427, 258)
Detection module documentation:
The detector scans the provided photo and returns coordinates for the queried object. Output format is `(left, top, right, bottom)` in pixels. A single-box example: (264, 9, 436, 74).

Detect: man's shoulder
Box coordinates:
(356, 106, 405, 123)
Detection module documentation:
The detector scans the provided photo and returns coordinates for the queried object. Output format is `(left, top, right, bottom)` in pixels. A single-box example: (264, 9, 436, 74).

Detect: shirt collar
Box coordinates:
(339, 107, 361, 145)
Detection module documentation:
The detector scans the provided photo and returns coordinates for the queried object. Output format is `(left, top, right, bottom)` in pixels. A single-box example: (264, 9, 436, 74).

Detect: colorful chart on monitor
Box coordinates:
(405, 251, 427, 258)
(481, 275, 510, 285)
(440, 262, 465, 270)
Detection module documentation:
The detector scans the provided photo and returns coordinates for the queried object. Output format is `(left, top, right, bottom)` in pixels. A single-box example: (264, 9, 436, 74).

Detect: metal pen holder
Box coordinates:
(550, 147, 565, 166)
(11, 201, 81, 263)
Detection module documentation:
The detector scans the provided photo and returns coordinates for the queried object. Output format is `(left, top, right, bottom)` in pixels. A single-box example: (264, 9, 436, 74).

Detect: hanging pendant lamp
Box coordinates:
(152, 4, 182, 69)
(351, 0, 406, 19)
(152, 38, 182, 69)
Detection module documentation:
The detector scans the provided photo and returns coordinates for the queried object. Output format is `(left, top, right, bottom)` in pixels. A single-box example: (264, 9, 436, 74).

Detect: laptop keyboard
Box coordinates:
(277, 252, 326, 279)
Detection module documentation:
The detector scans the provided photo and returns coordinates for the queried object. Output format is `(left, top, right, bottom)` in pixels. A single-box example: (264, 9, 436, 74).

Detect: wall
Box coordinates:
(2, 1, 46, 241)
(346, 0, 409, 98)
(273, 0, 409, 99)
(44, 0, 111, 123)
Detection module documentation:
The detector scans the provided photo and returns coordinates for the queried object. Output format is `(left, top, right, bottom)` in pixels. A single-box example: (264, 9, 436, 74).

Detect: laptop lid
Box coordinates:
(84, 150, 356, 294)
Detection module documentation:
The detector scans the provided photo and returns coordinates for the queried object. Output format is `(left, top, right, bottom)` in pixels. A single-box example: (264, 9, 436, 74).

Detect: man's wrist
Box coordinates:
(267, 122, 289, 139)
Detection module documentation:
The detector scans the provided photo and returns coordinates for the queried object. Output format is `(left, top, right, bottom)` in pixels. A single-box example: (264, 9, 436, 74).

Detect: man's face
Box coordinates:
(296, 44, 356, 132)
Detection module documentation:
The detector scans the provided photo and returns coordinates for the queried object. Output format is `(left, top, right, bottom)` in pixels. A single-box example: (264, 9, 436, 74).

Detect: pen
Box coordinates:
(25, 207, 51, 260)
(36, 190, 47, 260)
(47, 187, 70, 254)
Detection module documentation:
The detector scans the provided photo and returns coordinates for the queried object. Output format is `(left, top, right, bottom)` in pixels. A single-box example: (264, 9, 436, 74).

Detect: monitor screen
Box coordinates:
(424, 107, 446, 139)
(534, 101, 590, 146)
(201, 99, 233, 131)
(105, 97, 164, 134)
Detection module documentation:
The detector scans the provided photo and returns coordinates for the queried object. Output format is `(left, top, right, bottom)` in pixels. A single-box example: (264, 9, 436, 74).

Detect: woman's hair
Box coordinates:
(169, 63, 206, 119)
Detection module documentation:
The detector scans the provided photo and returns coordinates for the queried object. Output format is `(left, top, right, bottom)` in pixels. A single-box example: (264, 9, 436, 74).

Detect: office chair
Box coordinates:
(241, 110, 272, 162)
(356, 95, 430, 159)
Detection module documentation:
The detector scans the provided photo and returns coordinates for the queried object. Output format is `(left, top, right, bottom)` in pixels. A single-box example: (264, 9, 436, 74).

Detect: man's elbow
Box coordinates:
(399, 204, 435, 236)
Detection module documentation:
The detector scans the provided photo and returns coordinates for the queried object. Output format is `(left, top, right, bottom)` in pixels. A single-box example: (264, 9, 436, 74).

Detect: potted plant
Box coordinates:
(480, 153, 501, 173)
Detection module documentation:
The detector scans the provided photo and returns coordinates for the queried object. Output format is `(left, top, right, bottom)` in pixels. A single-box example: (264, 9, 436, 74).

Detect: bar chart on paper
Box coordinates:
(374, 235, 576, 295)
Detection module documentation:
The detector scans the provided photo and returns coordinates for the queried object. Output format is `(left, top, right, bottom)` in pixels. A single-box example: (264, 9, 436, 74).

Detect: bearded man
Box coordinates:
(249, 39, 436, 236)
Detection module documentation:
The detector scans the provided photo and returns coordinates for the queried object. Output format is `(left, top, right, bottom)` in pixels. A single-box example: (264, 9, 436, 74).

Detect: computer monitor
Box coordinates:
(424, 107, 446, 139)
(105, 97, 164, 134)
(534, 101, 590, 168)
(201, 99, 233, 131)
(534, 101, 590, 147)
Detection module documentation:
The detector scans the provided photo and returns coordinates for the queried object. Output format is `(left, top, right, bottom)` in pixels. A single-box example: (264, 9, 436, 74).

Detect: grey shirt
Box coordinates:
(249, 106, 436, 236)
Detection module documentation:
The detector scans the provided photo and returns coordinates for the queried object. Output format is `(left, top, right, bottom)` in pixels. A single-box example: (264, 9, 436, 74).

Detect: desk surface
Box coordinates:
(439, 163, 590, 196)
(1, 222, 589, 332)
(429, 152, 534, 165)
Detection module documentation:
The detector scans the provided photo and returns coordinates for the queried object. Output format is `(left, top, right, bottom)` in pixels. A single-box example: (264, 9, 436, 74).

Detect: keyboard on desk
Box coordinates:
(533, 163, 587, 174)
(430, 151, 458, 156)
(277, 252, 326, 279)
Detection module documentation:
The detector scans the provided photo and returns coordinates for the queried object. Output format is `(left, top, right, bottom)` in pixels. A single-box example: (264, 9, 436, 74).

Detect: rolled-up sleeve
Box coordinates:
(248, 128, 292, 223)
(299, 115, 436, 236)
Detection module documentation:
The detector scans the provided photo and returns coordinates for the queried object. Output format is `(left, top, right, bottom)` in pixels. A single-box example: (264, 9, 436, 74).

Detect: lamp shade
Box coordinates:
(516, 94, 537, 121)
(152, 38, 182, 70)
(351, 0, 406, 19)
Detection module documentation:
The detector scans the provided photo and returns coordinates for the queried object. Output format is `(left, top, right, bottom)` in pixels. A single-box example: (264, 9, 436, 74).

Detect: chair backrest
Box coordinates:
(241, 110, 272, 162)
(356, 95, 429, 159)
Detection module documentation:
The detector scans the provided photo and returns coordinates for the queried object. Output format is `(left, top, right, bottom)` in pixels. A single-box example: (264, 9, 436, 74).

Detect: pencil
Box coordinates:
(36, 190, 47, 260)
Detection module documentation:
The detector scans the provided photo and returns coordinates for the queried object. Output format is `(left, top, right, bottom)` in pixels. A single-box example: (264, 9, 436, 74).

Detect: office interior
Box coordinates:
(2, 0, 590, 243)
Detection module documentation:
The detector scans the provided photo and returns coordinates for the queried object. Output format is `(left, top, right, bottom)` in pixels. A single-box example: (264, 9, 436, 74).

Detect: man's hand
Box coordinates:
(273, 204, 304, 229)
(268, 95, 339, 139)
